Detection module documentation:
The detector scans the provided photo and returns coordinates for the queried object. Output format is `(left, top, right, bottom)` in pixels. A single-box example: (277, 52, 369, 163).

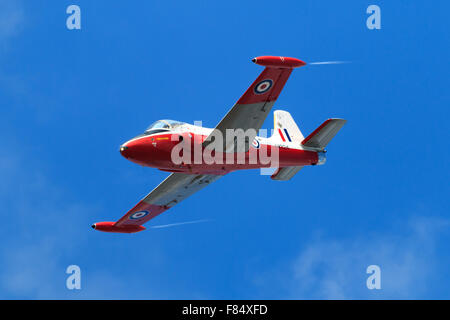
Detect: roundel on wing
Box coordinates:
(254, 79, 273, 95)
(129, 210, 149, 220)
(252, 139, 260, 149)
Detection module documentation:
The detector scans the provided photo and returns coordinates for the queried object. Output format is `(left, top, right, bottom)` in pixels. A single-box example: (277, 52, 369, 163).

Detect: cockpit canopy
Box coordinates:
(144, 120, 184, 135)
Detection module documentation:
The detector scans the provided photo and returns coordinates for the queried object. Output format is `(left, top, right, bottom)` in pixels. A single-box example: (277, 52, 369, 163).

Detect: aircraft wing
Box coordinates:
(203, 56, 306, 152)
(92, 173, 222, 233)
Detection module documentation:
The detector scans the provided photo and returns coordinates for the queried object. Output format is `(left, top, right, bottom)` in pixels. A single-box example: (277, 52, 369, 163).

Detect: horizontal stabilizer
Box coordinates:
(301, 119, 346, 149)
(271, 166, 303, 181)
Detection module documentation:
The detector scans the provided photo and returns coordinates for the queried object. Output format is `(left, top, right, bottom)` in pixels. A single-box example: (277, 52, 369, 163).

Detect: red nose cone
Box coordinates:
(119, 145, 129, 158)
(252, 56, 306, 68)
(119, 138, 155, 166)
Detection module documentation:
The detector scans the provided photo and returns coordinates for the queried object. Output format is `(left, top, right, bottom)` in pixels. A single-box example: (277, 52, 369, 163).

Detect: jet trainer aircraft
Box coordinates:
(92, 56, 346, 233)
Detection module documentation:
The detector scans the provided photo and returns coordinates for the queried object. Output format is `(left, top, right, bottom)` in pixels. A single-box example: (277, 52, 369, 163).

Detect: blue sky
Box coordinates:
(0, 0, 449, 299)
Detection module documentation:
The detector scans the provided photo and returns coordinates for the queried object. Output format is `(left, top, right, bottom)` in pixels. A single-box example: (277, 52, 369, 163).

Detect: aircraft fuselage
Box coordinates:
(119, 123, 322, 175)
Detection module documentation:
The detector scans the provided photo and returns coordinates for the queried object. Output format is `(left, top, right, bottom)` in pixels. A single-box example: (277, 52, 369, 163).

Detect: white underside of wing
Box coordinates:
(143, 173, 223, 208)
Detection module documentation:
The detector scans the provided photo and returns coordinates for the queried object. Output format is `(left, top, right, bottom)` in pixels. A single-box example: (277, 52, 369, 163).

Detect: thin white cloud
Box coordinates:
(254, 216, 449, 299)
(0, 0, 24, 41)
(0, 144, 193, 299)
(0, 141, 151, 299)
(0, 145, 97, 298)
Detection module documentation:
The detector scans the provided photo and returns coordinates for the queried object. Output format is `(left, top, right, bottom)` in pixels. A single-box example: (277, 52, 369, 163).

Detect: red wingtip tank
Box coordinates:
(252, 56, 307, 68)
(92, 221, 146, 233)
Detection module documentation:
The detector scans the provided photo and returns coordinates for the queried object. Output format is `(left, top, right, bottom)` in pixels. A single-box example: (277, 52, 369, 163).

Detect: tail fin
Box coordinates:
(301, 119, 346, 150)
(272, 110, 304, 143)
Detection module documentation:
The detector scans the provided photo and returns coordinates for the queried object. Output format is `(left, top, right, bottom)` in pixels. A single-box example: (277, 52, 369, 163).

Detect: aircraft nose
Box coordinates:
(118, 139, 150, 164)
(119, 145, 129, 157)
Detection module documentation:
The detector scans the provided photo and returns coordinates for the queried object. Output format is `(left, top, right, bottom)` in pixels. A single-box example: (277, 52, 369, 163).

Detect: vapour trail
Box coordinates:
(308, 61, 351, 65)
(149, 219, 211, 229)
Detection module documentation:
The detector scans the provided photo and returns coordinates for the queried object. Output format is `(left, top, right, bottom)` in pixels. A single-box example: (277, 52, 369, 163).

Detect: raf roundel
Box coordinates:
(254, 79, 273, 95)
(129, 210, 149, 220)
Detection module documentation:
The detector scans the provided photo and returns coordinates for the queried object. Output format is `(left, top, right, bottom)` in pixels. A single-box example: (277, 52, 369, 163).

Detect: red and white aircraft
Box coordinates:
(92, 56, 346, 233)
